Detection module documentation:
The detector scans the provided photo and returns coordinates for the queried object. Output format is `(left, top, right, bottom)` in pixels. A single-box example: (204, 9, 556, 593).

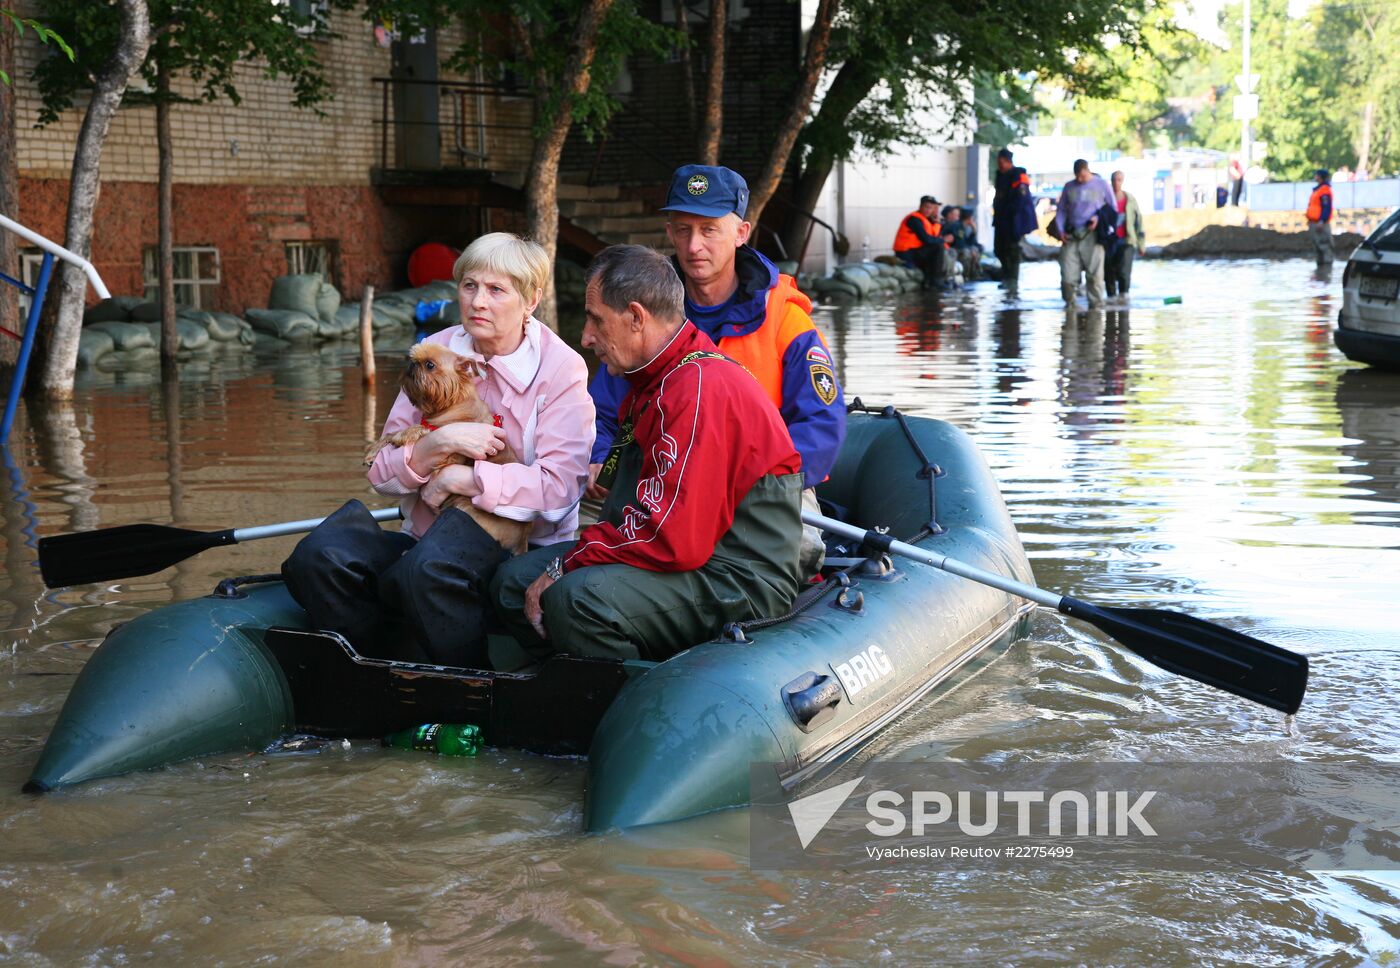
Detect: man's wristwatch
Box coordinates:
(544, 556, 564, 581)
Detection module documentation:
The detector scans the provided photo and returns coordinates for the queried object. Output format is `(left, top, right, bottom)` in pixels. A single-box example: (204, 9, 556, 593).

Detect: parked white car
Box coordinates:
(1336, 209, 1400, 369)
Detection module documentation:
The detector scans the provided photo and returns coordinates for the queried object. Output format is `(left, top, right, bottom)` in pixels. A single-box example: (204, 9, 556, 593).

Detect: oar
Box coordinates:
(806, 512, 1309, 715)
(38, 507, 403, 588)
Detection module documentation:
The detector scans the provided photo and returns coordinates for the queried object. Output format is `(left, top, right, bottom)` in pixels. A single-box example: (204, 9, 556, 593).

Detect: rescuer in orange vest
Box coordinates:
(1306, 169, 1334, 268)
(584, 164, 845, 575)
(893, 195, 952, 291)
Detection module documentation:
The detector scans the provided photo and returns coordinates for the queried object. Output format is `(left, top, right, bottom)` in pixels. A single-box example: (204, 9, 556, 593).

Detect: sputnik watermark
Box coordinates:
(785, 775, 1155, 848)
(749, 762, 1400, 871)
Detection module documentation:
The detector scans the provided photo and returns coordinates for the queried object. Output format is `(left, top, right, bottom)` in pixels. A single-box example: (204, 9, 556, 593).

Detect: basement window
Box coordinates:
(284, 240, 337, 283)
(143, 246, 221, 309)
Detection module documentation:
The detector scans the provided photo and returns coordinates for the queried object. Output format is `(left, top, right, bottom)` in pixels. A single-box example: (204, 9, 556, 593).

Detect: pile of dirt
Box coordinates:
(1159, 223, 1363, 260)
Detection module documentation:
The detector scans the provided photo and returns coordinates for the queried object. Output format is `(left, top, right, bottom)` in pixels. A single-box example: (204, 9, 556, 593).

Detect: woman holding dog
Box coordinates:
(282, 233, 595, 667)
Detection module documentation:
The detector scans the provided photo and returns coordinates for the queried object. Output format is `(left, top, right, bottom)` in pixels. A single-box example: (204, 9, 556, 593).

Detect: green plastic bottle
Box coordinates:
(383, 723, 483, 757)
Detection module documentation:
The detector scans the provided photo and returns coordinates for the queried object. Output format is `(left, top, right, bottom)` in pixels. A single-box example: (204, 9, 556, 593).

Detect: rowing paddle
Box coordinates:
(806, 511, 1308, 715)
(38, 507, 404, 588)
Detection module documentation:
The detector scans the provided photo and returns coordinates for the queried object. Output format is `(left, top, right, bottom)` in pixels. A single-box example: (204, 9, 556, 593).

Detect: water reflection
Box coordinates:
(1335, 368, 1400, 524)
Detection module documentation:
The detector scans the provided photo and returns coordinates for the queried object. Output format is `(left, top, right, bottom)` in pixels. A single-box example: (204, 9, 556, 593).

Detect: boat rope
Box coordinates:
(846, 398, 944, 539)
(723, 401, 944, 639)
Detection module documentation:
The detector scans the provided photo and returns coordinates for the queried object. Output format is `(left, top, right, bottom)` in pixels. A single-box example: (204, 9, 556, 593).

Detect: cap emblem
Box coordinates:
(687, 174, 710, 196)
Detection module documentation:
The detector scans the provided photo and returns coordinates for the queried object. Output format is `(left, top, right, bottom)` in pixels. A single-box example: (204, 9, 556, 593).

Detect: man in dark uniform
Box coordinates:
(991, 148, 1037, 290)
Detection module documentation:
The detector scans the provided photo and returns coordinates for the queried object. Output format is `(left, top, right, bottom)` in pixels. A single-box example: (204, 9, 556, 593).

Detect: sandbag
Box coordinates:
(317, 306, 358, 338)
(84, 296, 144, 325)
(202, 312, 244, 342)
(245, 307, 320, 342)
(334, 305, 364, 334)
(135, 320, 211, 352)
(86, 320, 156, 351)
(316, 282, 341, 323)
(833, 267, 876, 297)
(94, 346, 158, 373)
(372, 300, 416, 328)
(129, 302, 163, 322)
(812, 277, 862, 299)
(268, 274, 323, 318)
(76, 328, 116, 368)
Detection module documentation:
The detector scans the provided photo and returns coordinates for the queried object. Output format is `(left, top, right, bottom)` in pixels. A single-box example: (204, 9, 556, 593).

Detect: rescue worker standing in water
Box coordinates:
(1306, 168, 1334, 268)
(586, 164, 845, 576)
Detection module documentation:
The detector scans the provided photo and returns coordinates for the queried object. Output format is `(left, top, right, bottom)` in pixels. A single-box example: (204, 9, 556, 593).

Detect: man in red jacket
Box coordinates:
(490, 244, 805, 666)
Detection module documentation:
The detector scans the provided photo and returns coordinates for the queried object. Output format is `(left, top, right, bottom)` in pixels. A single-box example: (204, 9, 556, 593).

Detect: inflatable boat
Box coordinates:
(25, 408, 1037, 830)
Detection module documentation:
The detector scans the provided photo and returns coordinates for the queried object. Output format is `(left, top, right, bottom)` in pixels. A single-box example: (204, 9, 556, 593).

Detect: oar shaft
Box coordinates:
(232, 506, 402, 543)
(803, 511, 1063, 609)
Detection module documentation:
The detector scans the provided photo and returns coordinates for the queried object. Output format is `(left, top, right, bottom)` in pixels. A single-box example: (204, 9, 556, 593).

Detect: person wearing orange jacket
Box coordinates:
(1306, 169, 1334, 268)
(585, 165, 845, 575)
(893, 195, 953, 291)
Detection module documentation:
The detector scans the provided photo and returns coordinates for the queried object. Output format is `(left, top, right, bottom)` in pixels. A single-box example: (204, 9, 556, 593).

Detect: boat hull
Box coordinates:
(26, 412, 1036, 830)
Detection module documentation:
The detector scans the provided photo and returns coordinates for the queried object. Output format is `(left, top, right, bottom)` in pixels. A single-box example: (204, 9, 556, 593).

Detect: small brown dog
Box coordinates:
(365, 342, 533, 554)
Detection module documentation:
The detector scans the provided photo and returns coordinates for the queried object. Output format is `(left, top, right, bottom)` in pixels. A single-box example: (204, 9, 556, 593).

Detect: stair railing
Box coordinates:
(0, 213, 112, 444)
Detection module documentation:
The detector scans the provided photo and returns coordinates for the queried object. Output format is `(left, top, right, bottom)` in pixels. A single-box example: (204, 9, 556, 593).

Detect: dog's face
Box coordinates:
(401, 342, 483, 416)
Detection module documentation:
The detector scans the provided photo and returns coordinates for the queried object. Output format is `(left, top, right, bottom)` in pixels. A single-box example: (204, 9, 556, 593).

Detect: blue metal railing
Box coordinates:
(0, 213, 111, 444)
(1, 251, 54, 443)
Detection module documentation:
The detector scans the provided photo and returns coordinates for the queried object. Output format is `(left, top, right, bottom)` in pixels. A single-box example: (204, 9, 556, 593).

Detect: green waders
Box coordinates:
(490, 436, 803, 668)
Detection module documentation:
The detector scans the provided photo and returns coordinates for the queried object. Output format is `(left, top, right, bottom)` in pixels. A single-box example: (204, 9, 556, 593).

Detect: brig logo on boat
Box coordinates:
(830, 645, 893, 698)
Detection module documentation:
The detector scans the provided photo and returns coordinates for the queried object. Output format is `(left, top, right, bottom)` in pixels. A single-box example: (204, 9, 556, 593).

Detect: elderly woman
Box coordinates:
(282, 233, 595, 667)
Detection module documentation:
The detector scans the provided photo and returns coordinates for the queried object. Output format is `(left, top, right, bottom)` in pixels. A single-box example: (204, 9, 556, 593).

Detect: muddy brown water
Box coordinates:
(3, 259, 1398, 964)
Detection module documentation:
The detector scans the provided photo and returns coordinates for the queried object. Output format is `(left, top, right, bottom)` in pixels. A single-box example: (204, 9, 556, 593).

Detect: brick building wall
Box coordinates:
(7, 0, 803, 313)
(9, 5, 488, 311)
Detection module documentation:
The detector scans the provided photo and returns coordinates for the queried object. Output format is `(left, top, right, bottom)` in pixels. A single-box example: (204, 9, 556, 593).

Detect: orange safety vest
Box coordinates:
(717, 274, 825, 408)
(1306, 183, 1333, 221)
(893, 211, 939, 253)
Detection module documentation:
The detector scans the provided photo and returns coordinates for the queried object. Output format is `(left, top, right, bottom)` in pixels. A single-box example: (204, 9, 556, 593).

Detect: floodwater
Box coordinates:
(3, 258, 1399, 964)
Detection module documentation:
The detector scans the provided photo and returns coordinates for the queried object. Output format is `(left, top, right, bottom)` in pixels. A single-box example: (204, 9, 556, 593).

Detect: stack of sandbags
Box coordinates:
(246, 274, 351, 342)
(78, 297, 254, 367)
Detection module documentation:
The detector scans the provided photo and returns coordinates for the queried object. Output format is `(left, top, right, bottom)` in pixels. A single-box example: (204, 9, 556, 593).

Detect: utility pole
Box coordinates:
(1233, 0, 1258, 203)
(1241, 0, 1252, 171)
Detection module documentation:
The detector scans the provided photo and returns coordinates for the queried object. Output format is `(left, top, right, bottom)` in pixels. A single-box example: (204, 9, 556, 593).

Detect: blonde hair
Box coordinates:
(452, 233, 550, 308)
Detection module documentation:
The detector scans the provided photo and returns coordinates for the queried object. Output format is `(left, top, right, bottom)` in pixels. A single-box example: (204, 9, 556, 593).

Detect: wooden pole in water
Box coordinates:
(359, 284, 376, 384)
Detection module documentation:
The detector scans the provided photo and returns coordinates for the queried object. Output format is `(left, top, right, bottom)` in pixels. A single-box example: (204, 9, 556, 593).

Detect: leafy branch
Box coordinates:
(1, 7, 75, 85)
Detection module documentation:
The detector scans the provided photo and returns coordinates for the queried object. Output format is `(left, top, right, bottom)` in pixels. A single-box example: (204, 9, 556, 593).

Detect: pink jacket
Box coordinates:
(367, 319, 595, 544)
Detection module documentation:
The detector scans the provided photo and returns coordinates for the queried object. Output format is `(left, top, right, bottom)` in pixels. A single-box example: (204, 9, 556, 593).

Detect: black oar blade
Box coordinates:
(38, 524, 233, 588)
(1059, 597, 1308, 714)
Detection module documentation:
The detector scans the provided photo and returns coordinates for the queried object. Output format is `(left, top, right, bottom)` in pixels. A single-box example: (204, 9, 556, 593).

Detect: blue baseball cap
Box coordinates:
(660, 165, 750, 219)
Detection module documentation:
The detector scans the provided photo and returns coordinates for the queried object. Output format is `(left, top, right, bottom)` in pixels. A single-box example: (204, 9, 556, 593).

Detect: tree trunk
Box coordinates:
(521, 0, 615, 330)
(33, 0, 152, 400)
(744, 0, 839, 230)
(674, 0, 696, 133)
(777, 49, 888, 259)
(156, 64, 177, 370)
(0, 25, 18, 376)
(697, 0, 726, 165)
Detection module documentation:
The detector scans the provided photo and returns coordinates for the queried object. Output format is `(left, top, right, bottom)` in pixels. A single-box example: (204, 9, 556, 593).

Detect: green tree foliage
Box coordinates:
(366, 0, 673, 141)
(31, 0, 339, 122)
(1041, 6, 1202, 154)
(1049, 0, 1400, 179)
(0, 8, 71, 86)
(780, 0, 1152, 254)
